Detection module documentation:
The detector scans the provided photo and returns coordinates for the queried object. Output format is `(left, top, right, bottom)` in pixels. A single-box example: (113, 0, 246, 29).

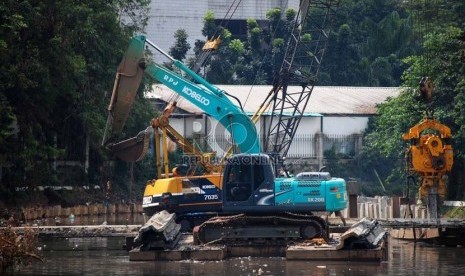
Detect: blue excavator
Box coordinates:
(103, 0, 347, 242)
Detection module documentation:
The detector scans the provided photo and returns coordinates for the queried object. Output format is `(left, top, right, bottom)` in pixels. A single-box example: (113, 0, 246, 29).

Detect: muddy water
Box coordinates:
(14, 237, 465, 275)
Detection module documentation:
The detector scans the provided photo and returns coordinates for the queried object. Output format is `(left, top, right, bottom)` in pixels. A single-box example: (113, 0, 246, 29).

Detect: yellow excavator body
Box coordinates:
(142, 173, 223, 216)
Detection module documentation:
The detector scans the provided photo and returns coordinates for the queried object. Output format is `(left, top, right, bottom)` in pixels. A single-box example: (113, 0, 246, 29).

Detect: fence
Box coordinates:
(203, 133, 361, 159)
(323, 134, 357, 158)
(286, 134, 316, 158)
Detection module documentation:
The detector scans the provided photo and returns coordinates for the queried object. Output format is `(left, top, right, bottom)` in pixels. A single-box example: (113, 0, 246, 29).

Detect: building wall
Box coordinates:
(179, 114, 369, 141)
(169, 118, 185, 136)
(174, 114, 368, 158)
(256, 116, 368, 137)
(145, 0, 299, 61)
(293, 117, 321, 135)
(322, 116, 369, 135)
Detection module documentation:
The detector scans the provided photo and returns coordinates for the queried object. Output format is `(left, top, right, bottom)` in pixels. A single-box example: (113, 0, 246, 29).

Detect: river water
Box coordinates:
(14, 235, 465, 275)
(29, 213, 146, 226)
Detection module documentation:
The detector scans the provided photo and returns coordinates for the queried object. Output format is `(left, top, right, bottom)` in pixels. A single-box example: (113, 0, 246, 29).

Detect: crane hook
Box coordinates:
(419, 76, 434, 103)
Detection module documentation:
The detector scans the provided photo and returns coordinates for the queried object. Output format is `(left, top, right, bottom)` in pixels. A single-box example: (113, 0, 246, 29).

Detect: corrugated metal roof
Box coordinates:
(146, 85, 400, 115)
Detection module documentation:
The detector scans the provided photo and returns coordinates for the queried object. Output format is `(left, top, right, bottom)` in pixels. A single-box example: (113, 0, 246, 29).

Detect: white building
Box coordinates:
(145, 0, 300, 60)
(147, 85, 400, 168)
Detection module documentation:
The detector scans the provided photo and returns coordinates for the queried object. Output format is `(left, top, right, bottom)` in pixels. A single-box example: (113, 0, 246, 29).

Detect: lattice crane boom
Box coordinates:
(263, 0, 340, 161)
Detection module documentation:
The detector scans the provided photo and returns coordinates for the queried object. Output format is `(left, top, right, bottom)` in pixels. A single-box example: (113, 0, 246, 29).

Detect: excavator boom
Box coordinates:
(103, 36, 261, 163)
(101, 37, 149, 162)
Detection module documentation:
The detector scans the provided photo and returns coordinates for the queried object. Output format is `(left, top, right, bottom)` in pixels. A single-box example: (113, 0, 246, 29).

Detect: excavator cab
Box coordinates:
(222, 154, 276, 212)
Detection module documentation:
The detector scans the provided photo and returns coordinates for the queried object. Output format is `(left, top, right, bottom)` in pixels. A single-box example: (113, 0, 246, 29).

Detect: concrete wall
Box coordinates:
(261, 116, 321, 136)
(22, 195, 435, 222)
(169, 118, 185, 136)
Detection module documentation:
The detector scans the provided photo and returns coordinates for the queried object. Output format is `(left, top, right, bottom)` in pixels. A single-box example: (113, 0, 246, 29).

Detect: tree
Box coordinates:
(360, 0, 465, 198)
(169, 29, 191, 61)
(194, 2, 417, 87)
(202, 10, 217, 39)
(0, 0, 151, 203)
(234, 19, 268, 84)
(246, 19, 261, 54)
(322, 23, 360, 85)
(205, 28, 235, 83)
(197, 8, 298, 85)
(320, 0, 417, 86)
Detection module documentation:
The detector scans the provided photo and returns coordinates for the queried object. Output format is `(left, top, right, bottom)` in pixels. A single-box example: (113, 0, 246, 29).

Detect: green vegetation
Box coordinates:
(0, 0, 153, 206)
(193, 0, 418, 87)
(169, 29, 191, 61)
(359, 1, 465, 198)
(443, 206, 465, 219)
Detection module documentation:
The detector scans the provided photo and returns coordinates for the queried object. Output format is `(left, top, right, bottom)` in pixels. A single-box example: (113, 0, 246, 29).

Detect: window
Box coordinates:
(225, 164, 251, 202)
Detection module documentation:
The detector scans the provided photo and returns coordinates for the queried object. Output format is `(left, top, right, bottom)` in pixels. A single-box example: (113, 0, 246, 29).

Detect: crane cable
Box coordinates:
(415, 0, 437, 118)
(213, 0, 243, 39)
(403, 0, 436, 222)
(417, 1, 425, 77)
(193, 0, 243, 74)
(421, 0, 432, 78)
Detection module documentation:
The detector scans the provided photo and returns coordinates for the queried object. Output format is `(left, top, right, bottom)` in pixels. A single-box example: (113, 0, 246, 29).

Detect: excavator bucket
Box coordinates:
(102, 37, 146, 145)
(110, 127, 152, 162)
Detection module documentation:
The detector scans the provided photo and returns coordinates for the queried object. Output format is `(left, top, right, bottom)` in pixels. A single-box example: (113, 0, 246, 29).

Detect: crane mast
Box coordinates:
(263, 0, 339, 161)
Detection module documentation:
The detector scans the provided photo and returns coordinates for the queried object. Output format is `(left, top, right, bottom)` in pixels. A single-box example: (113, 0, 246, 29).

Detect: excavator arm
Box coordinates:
(103, 35, 260, 162)
(102, 37, 146, 147)
(142, 35, 260, 154)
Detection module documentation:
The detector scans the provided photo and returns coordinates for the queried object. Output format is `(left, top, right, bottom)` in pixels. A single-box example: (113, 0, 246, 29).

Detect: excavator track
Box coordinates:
(193, 213, 328, 245)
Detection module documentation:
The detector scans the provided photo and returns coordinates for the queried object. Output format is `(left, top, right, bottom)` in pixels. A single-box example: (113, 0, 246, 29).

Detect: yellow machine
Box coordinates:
(402, 78, 453, 218)
(403, 117, 453, 201)
(142, 101, 224, 218)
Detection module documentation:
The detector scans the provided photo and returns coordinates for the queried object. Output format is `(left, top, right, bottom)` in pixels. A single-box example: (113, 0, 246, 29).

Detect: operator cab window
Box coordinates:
(252, 163, 265, 191)
(226, 164, 252, 201)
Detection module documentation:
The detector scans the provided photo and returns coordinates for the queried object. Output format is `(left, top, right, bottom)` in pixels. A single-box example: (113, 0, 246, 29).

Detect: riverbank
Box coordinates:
(0, 184, 145, 225)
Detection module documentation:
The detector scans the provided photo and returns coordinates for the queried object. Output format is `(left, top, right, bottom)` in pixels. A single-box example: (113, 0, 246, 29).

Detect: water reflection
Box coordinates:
(15, 237, 465, 275)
